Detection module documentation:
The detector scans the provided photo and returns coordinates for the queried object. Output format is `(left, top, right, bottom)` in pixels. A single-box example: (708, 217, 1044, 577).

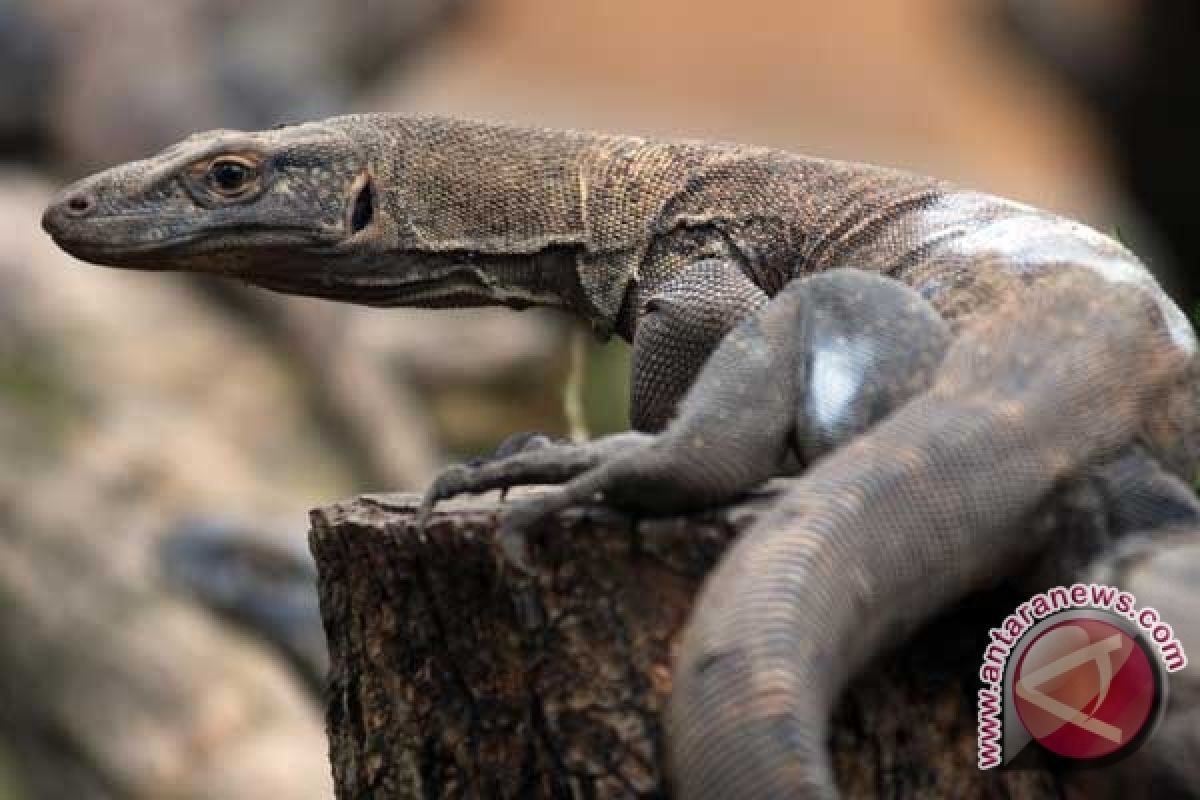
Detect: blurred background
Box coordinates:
(1, 0, 1196, 797)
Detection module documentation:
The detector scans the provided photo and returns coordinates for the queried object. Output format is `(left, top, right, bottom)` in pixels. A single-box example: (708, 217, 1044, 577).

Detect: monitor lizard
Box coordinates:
(42, 114, 1200, 798)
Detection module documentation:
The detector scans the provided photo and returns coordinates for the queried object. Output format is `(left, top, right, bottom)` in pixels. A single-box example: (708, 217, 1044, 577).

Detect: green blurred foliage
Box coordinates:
(0, 341, 86, 460)
(582, 337, 631, 436)
(0, 747, 27, 800)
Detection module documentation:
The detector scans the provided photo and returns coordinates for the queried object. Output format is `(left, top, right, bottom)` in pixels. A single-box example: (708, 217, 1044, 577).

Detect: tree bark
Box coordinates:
(310, 488, 1062, 799)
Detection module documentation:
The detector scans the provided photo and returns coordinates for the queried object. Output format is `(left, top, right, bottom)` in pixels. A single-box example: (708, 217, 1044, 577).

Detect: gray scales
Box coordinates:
(42, 114, 1200, 799)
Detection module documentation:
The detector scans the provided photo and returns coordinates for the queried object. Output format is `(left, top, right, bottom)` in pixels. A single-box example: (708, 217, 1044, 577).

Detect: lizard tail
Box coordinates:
(667, 272, 1188, 799)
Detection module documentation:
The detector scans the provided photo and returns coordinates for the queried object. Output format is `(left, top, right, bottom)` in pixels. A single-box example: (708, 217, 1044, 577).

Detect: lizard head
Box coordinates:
(44, 113, 591, 317)
(42, 120, 374, 275)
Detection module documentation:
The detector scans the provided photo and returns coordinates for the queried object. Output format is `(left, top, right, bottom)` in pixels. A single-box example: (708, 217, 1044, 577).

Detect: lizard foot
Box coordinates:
(416, 432, 651, 528)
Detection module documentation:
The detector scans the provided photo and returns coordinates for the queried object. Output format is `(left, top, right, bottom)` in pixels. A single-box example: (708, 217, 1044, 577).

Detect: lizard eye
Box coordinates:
(205, 158, 258, 196)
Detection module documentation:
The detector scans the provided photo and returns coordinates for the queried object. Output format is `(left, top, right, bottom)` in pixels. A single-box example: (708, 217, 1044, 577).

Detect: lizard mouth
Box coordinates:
(43, 198, 341, 271)
(42, 219, 205, 269)
(45, 224, 332, 271)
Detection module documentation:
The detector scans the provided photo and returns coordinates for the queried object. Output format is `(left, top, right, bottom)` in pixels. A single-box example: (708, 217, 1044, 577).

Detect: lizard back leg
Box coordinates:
(790, 269, 952, 462)
(668, 271, 1188, 800)
(495, 269, 954, 530)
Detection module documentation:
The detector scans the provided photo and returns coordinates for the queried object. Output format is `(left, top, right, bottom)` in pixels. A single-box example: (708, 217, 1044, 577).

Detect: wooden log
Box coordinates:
(310, 488, 1063, 799)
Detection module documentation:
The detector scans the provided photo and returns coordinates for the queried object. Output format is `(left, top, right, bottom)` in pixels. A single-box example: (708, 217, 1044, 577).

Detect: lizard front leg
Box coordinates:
(629, 259, 770, 432)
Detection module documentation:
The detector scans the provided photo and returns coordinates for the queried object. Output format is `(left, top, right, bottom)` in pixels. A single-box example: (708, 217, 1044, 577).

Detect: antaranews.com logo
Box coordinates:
(977, 583, 1187, 769)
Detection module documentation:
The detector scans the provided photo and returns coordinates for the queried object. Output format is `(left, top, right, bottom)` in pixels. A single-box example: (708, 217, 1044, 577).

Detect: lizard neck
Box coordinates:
(317, 114, 624, 332)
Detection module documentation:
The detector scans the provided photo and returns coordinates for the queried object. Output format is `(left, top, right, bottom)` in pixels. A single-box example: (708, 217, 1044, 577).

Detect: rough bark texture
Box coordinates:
(311, 489, 1064, 799)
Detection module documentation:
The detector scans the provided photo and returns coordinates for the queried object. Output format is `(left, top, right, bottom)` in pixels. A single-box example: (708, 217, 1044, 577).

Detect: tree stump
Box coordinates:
(309, 489, 1062, 799)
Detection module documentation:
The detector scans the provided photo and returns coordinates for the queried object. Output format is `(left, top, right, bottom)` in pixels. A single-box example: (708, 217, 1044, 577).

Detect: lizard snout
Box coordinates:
(42, 186, 98, 237)
(40, 182, 146, 267)
(61, 190, 97, 217)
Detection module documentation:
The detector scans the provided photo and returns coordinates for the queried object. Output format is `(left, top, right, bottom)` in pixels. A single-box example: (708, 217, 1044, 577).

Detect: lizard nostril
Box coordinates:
(64, 191, 96, 217)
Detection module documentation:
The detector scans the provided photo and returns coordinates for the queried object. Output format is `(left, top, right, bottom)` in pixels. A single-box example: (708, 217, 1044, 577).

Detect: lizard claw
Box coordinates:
(495, 500, 545, 574)
(497, 524, 535, 575)
(416, 464, 471, 529)
(495, 488, 582, 573)
(415, 494, 436, 531)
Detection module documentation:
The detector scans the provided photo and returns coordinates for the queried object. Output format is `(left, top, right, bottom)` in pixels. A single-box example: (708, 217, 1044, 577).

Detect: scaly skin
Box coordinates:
(42, 114, 1200, 797)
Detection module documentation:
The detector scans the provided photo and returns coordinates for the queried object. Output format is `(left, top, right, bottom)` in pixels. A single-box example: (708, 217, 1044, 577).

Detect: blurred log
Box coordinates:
(0, 476, 333, 800)
(310, 489, 1062, 799)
